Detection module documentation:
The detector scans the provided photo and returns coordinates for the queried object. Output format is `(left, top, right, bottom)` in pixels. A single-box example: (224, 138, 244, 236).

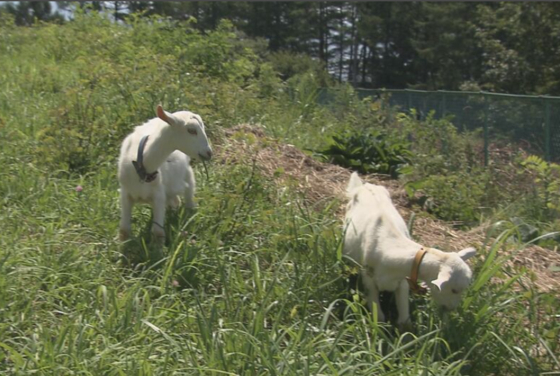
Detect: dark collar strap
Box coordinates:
(132, 135, 158, 183)
(406, 248, 428, 295)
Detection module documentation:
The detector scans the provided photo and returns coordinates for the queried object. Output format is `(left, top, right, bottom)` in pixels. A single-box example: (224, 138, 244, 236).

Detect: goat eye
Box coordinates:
(451, 289, 459, 294)
(188, 128, 198, 135)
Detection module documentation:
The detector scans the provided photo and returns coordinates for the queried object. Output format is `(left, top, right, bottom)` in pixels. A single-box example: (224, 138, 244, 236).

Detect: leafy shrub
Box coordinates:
(268, 50, 330, 83)
(252, 62, 283, 98)
(394, 110, 482, 176)
(316, 130, 412, 178)
(404, 169, 493, 224)
(285, 72, 323, 122)
(520, 155, 560, 220)
(0, 11, 285, 173)
(389, 110, 540, 226)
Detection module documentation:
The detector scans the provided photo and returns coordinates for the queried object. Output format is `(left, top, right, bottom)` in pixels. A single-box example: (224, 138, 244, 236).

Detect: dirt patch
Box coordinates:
(216, 124, 560, 294)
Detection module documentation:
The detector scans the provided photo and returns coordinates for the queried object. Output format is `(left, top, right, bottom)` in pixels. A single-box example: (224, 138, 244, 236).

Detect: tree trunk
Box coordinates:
(360, 44, 367, 85)
(114, 1, 119, 22)
(349, 4, 359, 85)
(338, 5, 344, 82)
(318, 2, 325, 63)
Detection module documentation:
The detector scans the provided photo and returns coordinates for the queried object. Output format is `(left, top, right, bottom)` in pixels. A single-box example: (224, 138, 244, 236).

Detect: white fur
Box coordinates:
(344, 172, 476, 324)
(118, 105, 213, 241)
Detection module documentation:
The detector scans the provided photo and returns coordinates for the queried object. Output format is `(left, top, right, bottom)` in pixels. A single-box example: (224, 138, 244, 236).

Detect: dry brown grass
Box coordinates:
(216, 124, 560, 294)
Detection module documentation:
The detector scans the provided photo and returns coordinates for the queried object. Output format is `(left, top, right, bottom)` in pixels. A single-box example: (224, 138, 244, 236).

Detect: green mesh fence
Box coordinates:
(319, 88, 560, 164)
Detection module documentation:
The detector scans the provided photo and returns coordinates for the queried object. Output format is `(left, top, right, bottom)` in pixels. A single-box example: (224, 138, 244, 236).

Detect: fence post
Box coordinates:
(407, 90, 412, 114)
(545, 100, 551, 162)
(483, 93, 489, 166)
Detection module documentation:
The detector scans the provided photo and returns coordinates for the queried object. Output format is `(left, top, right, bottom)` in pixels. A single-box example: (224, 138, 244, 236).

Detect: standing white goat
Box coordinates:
(343, 172, 476, 325)
(118, 105, 212, 241)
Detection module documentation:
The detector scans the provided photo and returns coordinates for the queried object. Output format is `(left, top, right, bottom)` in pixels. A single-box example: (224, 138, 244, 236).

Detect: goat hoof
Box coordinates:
(119, 229, 131, 241)
(152, 226, 165, 240)
(153, 232, 165, 241)
(398, 321, 414, 334)
(185, 202, 197, 210)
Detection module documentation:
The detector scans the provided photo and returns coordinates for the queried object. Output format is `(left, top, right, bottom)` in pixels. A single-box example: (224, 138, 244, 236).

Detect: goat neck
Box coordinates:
(382, 239, 442, 283)
(139, 122, 177, 173)
(415, 248, 447, 282)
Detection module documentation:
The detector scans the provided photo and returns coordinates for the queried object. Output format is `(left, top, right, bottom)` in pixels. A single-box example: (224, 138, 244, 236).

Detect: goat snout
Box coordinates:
(199, 149, 213, 161)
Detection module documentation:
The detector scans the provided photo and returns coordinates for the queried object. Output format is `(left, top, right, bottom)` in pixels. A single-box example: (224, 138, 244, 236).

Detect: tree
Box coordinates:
(355, 2, 420, 88)
(475, 2, 560, 95)
(3, 1, 64, 25)
(410, 2, 483, 90)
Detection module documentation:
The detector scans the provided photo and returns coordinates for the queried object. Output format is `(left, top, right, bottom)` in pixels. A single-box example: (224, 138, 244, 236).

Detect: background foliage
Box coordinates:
(6, 1, 560, 95)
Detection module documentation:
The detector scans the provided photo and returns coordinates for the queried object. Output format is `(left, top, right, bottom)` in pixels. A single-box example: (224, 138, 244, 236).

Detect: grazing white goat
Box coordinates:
(118, 105, 213, 241)
(343, 172, 476, 325)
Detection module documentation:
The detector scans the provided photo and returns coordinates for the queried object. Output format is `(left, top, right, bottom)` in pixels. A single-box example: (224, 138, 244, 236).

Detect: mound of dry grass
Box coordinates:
(216, 124, 560, 294)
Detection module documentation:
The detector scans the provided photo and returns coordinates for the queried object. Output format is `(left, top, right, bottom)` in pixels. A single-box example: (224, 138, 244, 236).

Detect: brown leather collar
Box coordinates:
(406, 248, 428, 295)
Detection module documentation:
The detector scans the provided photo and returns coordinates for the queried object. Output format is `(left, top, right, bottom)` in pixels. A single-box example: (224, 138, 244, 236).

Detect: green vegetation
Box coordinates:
(7, 2, 560, 95)
(0, 10, 558, 376)
(315, 130, 412, 178)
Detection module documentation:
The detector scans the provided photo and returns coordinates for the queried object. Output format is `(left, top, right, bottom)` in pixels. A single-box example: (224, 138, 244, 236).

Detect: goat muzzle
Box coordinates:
(198, 150, 213, 161)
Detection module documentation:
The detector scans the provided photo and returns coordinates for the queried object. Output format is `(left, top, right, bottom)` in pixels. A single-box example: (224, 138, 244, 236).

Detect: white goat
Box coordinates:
(343, 172, 476, 325)
(118, 105, 213, 241)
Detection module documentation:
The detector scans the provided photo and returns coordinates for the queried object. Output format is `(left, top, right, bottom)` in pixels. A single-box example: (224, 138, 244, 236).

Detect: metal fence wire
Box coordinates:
(319, 88, 560, 164)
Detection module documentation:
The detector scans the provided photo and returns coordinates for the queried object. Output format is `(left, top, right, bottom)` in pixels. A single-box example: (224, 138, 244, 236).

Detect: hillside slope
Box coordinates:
(218, 125, 560, 295)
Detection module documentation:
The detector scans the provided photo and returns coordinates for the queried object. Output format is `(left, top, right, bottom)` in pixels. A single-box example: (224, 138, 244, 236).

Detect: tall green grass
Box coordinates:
(1, 147, 558, 375)
(0, 10, 558, 375)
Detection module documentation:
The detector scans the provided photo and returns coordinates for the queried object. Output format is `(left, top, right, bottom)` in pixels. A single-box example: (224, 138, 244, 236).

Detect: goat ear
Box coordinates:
(457, 247, 477, 261)
(431, 269, 451, 292)
(156, 105, 180, 126)
(346, 172, 363, 194)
